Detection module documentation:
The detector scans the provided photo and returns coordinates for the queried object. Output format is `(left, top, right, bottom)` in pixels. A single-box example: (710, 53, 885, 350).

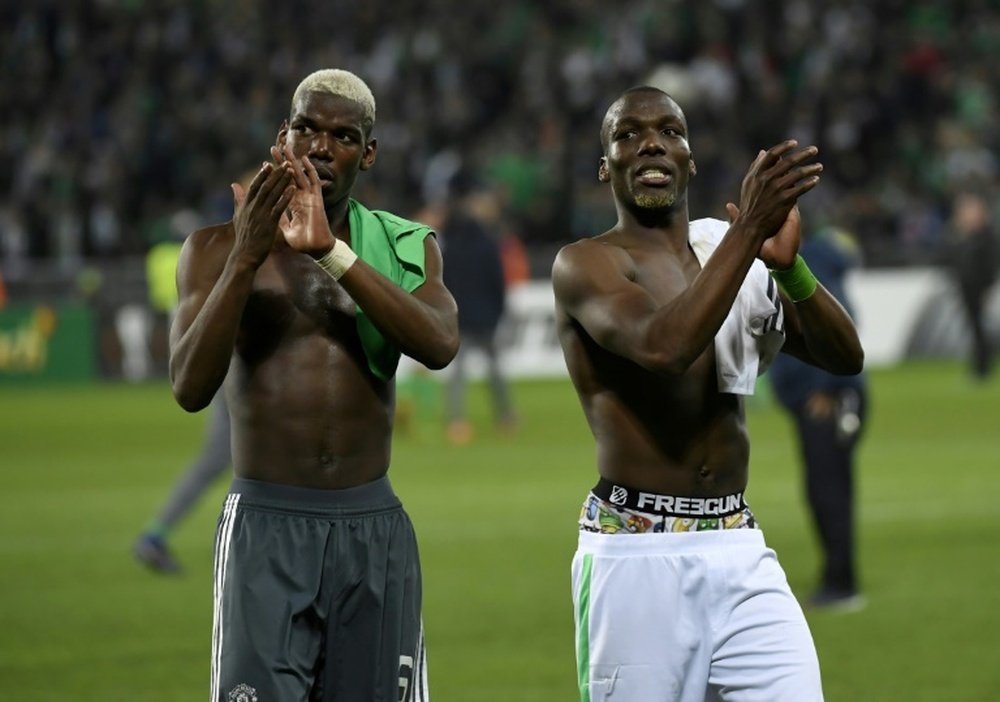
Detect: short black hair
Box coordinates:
(599, 86, 676, 151)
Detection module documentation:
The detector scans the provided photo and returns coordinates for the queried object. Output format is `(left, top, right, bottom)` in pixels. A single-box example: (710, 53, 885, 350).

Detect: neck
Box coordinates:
(616, 200, 690, 243)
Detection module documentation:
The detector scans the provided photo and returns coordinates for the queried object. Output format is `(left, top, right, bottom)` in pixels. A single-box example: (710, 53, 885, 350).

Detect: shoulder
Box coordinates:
(183, 221, 234, 252)
(370, 208, 424, 229)
(366, 205, 435, 238)
(552, 235, 633, 302)
(177, 222, 234, 273)
(553, 235, 631, 276)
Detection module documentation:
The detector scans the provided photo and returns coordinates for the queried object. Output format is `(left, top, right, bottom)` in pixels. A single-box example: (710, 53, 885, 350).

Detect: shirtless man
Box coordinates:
(553, 86, 863, 701)
(169, 69, 457, 701)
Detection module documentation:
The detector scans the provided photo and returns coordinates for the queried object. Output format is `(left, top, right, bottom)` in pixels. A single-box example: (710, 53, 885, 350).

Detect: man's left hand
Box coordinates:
(272, 144, 336, 257)
(727, 202, 803, 269)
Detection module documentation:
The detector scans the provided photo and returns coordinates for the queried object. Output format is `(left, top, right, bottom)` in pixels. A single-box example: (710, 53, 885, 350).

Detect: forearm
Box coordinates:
(643, 222, 765, 372)
(338, 261, 459, 369)
(169, 257, 257, 411)
(788, 285, 864, 375)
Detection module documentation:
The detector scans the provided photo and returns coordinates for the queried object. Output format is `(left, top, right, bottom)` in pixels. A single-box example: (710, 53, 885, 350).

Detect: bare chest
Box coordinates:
(239, 250, 358, 350)
(629, 248, 702, 305)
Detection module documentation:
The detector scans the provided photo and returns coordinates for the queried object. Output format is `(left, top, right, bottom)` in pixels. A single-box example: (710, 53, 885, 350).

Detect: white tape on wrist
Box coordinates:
(313, 239, 358, 280)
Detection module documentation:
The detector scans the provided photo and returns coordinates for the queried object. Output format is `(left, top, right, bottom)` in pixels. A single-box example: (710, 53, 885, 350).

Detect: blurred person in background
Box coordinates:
(392, 202, 448, 440)
(134, 227, 233, 574)
(554, 87, 863, 700)
(441, 172, 516, 445)
(769, 226, 869, 611)
(133, 392, 231, 574)
(943, 189, 998, 380)
(169, 69, 457, 701)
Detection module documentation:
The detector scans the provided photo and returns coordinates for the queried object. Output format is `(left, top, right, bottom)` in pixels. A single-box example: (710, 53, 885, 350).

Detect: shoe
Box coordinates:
(446, 420, 474, 446)
(807, 587, 866, 612)
(133, 534, 183, 574)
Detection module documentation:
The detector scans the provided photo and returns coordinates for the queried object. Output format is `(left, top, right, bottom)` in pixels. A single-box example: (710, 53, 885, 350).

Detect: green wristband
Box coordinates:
(770, 255, 817, 302)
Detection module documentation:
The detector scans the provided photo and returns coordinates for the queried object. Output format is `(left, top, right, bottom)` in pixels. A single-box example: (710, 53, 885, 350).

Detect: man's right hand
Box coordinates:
(732, 140, 822, 241)
(230, 162, 294, 267)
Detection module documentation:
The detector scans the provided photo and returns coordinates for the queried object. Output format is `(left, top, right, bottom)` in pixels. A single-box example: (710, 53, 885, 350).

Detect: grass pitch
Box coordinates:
(1, 360, 998, 700)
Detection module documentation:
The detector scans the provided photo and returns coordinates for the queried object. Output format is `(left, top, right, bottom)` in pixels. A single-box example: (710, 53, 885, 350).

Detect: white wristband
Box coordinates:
(313, 239, 358, 280)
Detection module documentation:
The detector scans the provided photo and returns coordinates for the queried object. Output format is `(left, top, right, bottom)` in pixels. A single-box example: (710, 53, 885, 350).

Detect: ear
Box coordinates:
(360, 138, 378, 171)
(689, 158, 697, 177)
(598, 157, 610, 183)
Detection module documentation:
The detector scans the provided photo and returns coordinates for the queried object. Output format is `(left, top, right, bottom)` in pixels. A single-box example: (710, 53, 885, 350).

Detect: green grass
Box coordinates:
(1, 361, 999, 700)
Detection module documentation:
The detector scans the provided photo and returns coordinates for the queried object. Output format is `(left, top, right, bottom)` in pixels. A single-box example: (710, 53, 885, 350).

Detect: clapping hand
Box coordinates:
(231, 162, 294, 267)
(726, 202, 803, 270)
(725, 140, 821, 270)
(271, 144, 336, 258)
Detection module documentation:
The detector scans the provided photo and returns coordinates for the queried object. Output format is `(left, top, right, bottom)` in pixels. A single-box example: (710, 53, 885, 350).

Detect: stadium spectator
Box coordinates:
(553, 86, 863, 700)
(168, 68, 457, 700)
(769, 226, 870, 611)
(1, 1, 996, 281)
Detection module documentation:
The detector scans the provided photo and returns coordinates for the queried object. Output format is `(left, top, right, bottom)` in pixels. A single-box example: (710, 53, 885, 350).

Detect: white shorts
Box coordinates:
(572, 529, 823, 702)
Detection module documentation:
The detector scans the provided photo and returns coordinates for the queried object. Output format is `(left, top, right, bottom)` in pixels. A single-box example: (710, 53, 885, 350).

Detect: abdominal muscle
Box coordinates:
(226, 334, 395, 489)
(585, 386, 752, 497)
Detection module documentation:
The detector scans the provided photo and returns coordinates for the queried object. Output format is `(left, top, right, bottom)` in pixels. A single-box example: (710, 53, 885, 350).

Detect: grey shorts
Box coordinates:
(211, 477, 428, 702)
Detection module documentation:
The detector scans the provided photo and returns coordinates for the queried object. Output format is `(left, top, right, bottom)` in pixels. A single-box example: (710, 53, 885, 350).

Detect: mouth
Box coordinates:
(634, 166, 673, 187)
(310, 162, 335, 186)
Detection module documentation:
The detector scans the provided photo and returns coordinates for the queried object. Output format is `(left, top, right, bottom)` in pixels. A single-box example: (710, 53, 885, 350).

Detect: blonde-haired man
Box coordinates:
(170, 68, 458, 701)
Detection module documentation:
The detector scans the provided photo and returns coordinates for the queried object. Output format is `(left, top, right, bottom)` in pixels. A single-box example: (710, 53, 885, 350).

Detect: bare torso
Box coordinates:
(555, 232, 751, 497)
(211, 223, 394, 488)
(555, 97, 857, 498)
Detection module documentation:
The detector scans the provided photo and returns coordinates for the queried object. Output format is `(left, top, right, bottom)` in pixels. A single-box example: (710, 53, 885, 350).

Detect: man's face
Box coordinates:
(599, 91, 694, 211)
(277, 91, 376, 204)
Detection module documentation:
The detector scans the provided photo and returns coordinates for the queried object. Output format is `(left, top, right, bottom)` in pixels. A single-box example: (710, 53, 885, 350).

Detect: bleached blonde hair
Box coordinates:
(291, 69, 376, 132)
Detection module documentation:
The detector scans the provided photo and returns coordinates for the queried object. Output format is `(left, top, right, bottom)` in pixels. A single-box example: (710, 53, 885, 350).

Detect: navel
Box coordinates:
(696, 465, 717, 488)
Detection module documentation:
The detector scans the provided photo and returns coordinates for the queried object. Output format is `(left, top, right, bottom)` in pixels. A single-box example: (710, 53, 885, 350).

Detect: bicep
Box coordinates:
(169, 235, 224, 346)
(552, 247, 659, 361)
(411, 236, 459, 316)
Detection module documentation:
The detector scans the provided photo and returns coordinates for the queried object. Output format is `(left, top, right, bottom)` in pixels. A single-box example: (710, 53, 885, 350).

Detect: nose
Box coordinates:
(637, 129, 666, 156)
(310, 132, 334, 159)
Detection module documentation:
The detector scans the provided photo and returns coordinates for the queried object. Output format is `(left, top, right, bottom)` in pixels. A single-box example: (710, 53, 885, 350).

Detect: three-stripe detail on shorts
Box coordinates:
(210, 493, 240, 702)
(575, 554, 594, 702)
(413, 620, 429, 701)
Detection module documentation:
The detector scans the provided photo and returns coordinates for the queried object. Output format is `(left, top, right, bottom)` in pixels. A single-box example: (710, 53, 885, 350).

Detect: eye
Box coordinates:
(662, 127, 680, 137)
(293, 124, 314, 136)
(614, 129, 636, 141)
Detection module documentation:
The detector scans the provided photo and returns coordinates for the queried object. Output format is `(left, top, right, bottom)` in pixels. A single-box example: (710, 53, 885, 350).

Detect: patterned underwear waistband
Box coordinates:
(579, 492, 757, 535)
(592, 478, 747, 517)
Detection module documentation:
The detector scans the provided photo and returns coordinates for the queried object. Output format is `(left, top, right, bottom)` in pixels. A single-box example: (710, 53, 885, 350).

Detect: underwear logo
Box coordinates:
(228, 683, 258, 702)
(609, 485, 628, 505)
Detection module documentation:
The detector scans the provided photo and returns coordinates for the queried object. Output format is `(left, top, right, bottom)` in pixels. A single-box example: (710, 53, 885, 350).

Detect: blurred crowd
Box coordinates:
(1, 0, 997, 281)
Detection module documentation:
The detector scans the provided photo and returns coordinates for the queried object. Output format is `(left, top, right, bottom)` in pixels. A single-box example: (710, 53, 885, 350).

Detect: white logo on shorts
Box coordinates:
(228, 683, 258, 702)
(609, 486, 628, 505)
